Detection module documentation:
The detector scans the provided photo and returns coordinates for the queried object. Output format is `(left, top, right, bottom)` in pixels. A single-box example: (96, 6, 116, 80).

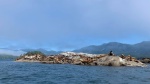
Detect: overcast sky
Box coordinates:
(0, 0, 150, 50)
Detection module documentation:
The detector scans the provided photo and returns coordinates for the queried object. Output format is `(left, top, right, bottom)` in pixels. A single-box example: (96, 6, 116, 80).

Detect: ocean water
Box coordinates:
(0, 61, 150, 84)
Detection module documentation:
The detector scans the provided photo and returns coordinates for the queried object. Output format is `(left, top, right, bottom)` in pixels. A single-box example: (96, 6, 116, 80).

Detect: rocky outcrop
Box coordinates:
(140, 58, 150, 63)
(16, 54, 46, 62)
(16, 51, 46, 62)
(119, 55, 145, 66)
(16, 52, 146, 67)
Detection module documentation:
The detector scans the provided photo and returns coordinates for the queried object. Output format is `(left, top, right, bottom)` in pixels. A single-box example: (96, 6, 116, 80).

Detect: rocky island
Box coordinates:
(16, 51, 146, 67)
(140, 58, 150, 63)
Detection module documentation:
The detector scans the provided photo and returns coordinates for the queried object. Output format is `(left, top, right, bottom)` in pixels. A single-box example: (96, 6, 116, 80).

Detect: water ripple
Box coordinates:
(0, 61, 150, 84)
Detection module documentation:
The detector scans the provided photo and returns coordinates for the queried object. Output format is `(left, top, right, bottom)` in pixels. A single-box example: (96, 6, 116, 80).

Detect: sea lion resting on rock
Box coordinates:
(108, 51, 115, 56)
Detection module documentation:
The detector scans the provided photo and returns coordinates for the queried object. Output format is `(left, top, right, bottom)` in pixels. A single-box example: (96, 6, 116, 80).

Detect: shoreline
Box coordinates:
(15, 52, 146, 67)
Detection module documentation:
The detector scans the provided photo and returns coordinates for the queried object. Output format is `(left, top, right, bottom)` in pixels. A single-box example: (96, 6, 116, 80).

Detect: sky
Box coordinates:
(0, 0, 150, 51)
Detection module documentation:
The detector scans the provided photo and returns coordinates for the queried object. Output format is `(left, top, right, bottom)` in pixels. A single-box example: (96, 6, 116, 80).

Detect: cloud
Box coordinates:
(0, 0, 150, 50)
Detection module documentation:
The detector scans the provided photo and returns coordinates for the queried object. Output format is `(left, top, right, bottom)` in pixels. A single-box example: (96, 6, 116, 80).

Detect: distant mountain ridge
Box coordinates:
(0, 48, 25, 56)
(1, 41, 150, 58)
(0, 48, 62, 56)
(73, 41, 150, 58)
(21, 48, 63, 55)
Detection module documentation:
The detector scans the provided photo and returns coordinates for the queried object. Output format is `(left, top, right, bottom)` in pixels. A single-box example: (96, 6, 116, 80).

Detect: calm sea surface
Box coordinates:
(0, 61, 150, 84)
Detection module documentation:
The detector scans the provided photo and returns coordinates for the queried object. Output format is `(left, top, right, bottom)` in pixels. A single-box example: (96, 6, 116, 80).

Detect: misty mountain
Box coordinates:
(0, 48, 62, 57)
(0, 54, 17, 60)
(0, 48, 25, 56)
(21, 48, 63, 55)
(73, 41, 150, 58)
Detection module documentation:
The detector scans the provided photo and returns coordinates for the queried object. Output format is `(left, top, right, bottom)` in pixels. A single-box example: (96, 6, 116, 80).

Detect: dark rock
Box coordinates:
(140, 58, 150, 63)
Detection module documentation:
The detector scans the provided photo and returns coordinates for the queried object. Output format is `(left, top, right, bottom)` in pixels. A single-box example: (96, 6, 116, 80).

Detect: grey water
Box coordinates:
(0, 61, 150, 84)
